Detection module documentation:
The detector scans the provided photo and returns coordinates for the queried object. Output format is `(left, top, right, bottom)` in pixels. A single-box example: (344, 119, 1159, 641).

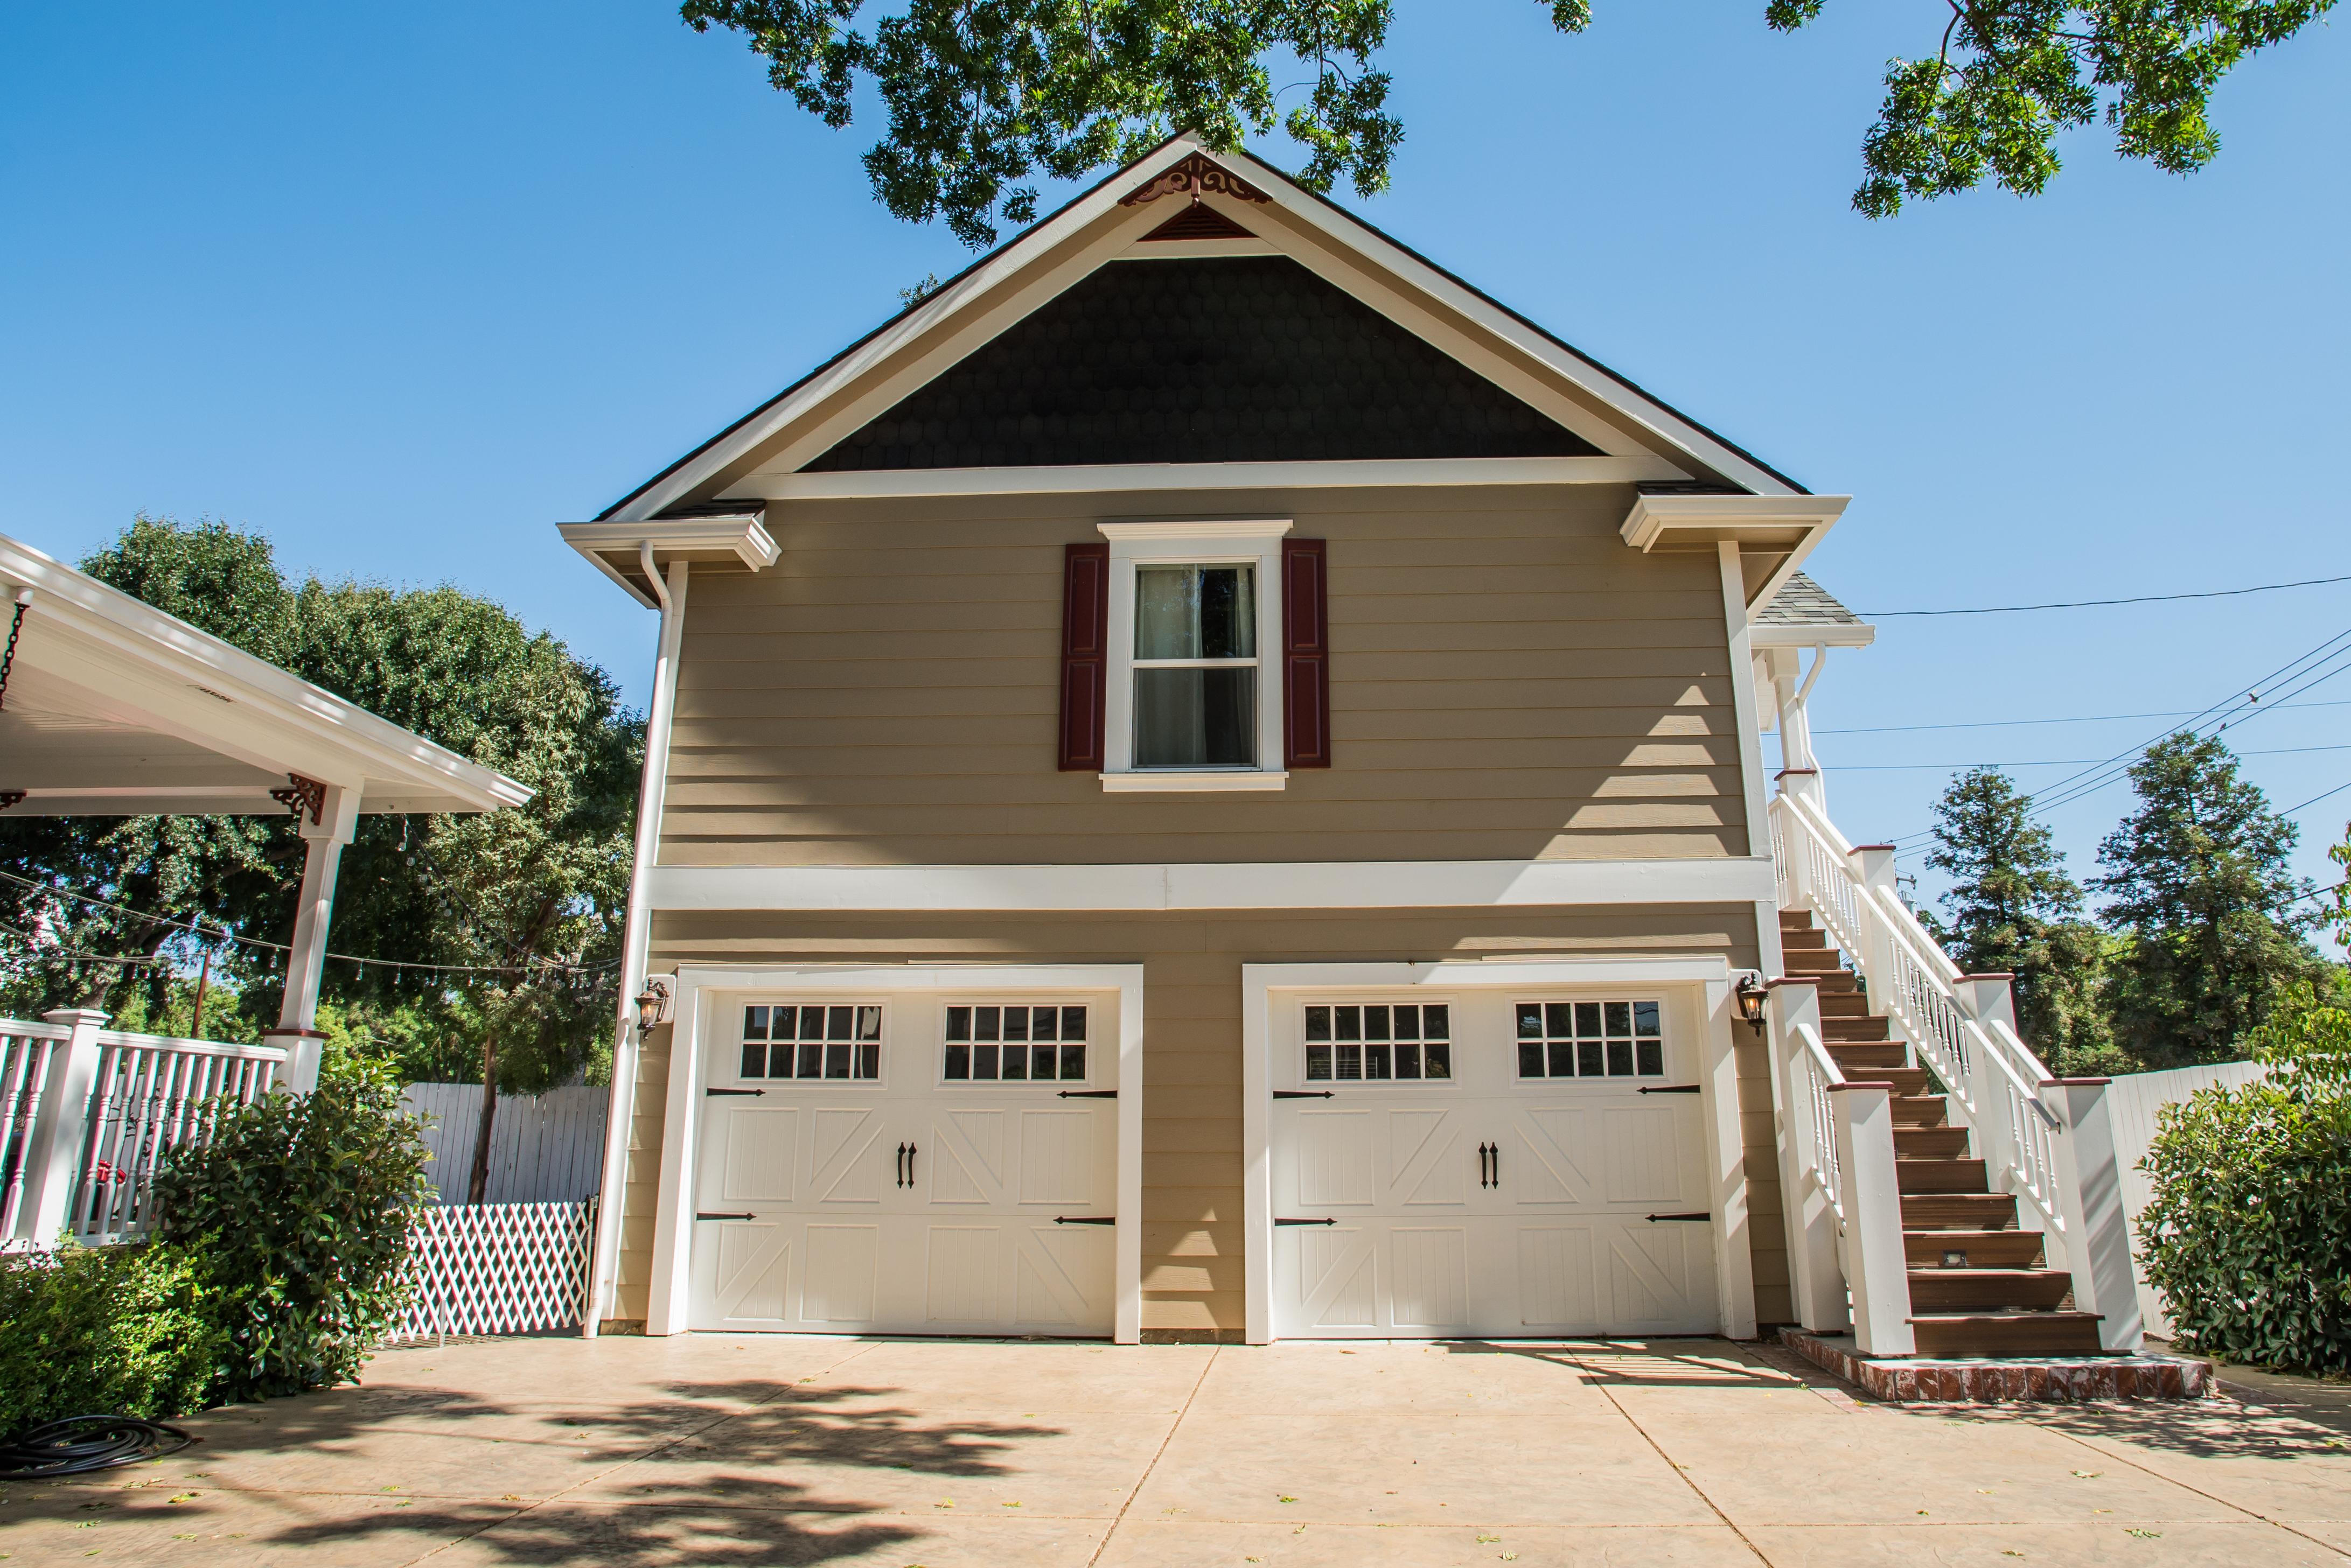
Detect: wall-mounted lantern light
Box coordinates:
(1734, 972, 1768, 1037)
(633, 976, 674, 1035)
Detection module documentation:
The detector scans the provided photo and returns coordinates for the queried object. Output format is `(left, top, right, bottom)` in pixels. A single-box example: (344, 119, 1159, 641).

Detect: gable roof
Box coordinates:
(596, 134, 1809, 521)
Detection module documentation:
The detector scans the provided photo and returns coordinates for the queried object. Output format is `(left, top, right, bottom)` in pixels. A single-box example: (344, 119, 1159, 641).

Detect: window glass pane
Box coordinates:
(947, 1006, 972, 1042)
(740, 1041, 765, 1078)
(1636, 1039, 1663, 1076)
(1423, 1042, 1452, 1079)
(1365, 1044, 1392, 1079)
(1061, 1044, 1086, 1080)
(857, 1006, 883, 1041)
(1578, 1040, 1604, 1077)
(744, 1006, 769, 1040)
(1364, 1007, 1392, 1042)
(1135, 564, 1255, 660)
(856, 1043, 879, 1079)
(1134, 668, 1256, 767)
(1518, 1041, 1545, 1077)
(1634, 1000, 1661, 1037)
(1306, 1045, 1333, 1080)
(802, 1006, 829, 1040)
(1607, 1040, 1633, 1076)
(975, 1007, 1001, 1042)
(797, 1040, 824, 1079)
(825, 1042, 852, 1079)
(1004, 1007, 1030, 1042)
(1516, 1003, 1543, 1038)
(1305, 1005, 1331, 1042)
(1001, 1043, 1027, 1080)
(1603, 1002, 1632, 1038)
(945, 1044, 970, 1080)
(1336, 1006, 1362, 1042)
(1548, 1002, 1575, 1037)
(1573, 1002, 1602, 1038)
(1337, 1044, 1363, 1080)
(1424, 1004, 1449, 1040)
(1550, 1040, 1578, 1079)
(768, 1043, 794, 1078)
(1062, 1007, 1087, 1041)
(1033, 1045, 1057, 1080)
(828, 1005, 854, 1041)
(1033, 1007, 1058, 1042)
(1393, 1005, 1419, 1039)
(1395, 1043, 1421, 1079)
(974, 1044, 999, 1080)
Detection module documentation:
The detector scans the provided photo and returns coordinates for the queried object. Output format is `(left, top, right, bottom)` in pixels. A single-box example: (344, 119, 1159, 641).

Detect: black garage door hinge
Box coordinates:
(696, 1211, 756, 1221)
(1053, 1215, 1116, 1226)
(1056, 1089, 1118, 1098)
(1275, 1217, 1338, 1226)
(1637, 1084, 1701, 1095)
(1273, 1090, 1334, 1100)
(1645, 1212, 1712, 1223)
(707, 1087, 764, 1097)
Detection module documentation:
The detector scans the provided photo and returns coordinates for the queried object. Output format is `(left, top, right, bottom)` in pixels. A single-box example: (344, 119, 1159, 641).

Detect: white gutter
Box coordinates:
(584, 551, 690, 1334)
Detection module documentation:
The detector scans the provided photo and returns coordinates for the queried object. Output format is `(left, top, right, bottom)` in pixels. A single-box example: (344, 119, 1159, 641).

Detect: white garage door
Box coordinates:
(688, 994, 1118, 1336)
(1271, 992, 1717, 1339)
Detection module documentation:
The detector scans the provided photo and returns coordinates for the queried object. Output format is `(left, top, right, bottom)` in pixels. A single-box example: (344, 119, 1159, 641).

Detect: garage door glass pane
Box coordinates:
(1512, 998, 1666, 1080)
(1303, 1004, 1450, 1082)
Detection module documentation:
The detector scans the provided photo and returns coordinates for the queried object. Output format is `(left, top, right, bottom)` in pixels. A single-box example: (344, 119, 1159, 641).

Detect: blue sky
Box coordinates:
(4, 3, 2345, 927)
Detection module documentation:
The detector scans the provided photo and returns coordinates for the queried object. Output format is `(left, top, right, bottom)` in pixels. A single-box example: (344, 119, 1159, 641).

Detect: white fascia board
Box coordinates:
(557, 516, 779, 608)
(0, 533, 530, 814)
(744, 456, 1679, 502)
(1752, 622, 1876, 649)
(1219, 145, 1806, 498)
(1620, 493, 1852, 552)
(606, 139, 1213, 524)
(644, 857, 1777, 913)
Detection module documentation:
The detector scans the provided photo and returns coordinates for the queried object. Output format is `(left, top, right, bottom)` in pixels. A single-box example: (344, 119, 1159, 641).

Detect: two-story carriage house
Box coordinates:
(561, 137, 2146, 1367)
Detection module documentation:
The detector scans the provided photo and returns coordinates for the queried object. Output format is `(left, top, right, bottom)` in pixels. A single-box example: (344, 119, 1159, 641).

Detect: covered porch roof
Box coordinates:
(0, 531, 531, 818)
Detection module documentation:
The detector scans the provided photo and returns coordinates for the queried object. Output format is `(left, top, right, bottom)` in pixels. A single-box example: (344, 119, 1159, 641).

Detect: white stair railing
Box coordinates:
(1, 1010, 288, 1246)
(1771, 788, 2144, 1351)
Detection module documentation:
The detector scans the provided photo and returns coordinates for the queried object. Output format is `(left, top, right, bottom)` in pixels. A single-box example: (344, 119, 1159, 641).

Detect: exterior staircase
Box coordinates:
(1778, 910, 2103, 1356)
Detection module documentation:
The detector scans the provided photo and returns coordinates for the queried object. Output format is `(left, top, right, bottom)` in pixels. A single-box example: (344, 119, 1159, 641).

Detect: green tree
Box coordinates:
(2094, 732, 2325, 1066)
(0, 521, 639, 1161)
(1925, 767, 2116, 1075)
(680, 1, 2336, 244)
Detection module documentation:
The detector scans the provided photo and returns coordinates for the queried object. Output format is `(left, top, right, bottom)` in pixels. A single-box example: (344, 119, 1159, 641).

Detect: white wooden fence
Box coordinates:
(2106, 1059, 2272, 1339)
(386, 1198, 596, 1340)
(399, 1083, 608, 1206)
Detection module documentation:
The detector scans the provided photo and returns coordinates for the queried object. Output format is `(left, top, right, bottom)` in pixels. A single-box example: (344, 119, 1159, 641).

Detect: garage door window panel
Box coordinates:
(1514, 999, 1663, 1080)
(741, 1004, 882, 1081)
(1303, 1003, 1450, 1082)
(944, 1005, 1089, 1082)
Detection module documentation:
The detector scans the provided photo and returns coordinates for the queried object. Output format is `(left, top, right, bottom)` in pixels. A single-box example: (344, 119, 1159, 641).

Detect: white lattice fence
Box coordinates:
(388, 1198, 595, 1341)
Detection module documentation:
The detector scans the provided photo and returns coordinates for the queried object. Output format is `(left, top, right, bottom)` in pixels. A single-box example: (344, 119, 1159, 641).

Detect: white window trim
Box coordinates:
(1097, 519, 1292, 791)
(1239, 957, 1756, 1346)
(645, 962, 1146, 1345)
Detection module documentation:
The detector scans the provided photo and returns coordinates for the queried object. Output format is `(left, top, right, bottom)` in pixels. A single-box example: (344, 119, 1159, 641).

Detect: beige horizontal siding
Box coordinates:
(657, 484, 1745, 869)
(620, 905, 1775, 1338)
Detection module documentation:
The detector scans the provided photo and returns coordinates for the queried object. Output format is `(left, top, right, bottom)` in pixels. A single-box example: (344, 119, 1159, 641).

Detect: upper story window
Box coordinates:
(1098, 520, 1290, 790)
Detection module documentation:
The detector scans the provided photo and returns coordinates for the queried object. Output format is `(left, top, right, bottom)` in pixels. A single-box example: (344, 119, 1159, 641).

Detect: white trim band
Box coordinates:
(645, 857, 1777, 913)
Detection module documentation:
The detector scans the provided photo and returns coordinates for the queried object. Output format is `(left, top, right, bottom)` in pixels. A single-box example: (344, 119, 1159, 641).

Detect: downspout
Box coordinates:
(584, 544, 689, 1335)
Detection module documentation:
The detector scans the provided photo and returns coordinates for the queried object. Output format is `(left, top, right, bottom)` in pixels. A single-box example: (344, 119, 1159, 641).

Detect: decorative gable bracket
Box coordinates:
(1120, 151, 1271, 207)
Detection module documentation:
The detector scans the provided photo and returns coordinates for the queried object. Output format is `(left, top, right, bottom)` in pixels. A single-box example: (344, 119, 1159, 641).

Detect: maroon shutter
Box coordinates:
(1283, 538, 1331, 769)
(1059, 543, 1111, 770)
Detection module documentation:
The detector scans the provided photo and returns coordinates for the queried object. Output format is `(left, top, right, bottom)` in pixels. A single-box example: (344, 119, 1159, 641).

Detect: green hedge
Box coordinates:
(2138, 988, 2351, 1374)
(0, 1077, 432, 1437)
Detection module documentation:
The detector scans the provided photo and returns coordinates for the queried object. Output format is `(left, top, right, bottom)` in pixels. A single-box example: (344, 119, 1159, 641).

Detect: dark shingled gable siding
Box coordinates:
(803, 256, 1603, 471)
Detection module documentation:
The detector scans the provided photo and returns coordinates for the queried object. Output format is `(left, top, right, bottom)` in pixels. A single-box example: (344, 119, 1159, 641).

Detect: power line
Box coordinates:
(1864, 572, 2351, 618)
(1809, 697, 2351, 737)
(1829, 743, 2351, 773)
(2282, 779, 2351, 818)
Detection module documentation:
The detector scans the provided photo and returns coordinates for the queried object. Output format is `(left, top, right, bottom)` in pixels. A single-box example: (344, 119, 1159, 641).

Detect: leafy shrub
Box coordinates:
(152, 1078, 433, 1401)
(2138, 985, 2351, 1373)
(0, 1241, 226, 1437)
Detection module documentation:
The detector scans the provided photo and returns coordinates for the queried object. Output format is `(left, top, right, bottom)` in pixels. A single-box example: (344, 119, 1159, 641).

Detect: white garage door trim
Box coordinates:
(1242, 958, 1756, 1345)
(646, 963, 1145, 1342)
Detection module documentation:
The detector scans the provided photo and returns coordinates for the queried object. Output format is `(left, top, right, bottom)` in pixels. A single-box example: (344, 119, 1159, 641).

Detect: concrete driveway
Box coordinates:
(4, 1335, 2347, 1567)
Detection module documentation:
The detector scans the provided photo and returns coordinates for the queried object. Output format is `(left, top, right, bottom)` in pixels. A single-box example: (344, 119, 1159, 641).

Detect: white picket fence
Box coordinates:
(2106, 1060, 2272, 1339)
(386, 1198, 596, 1341)
(400, 1082, 608, 1205)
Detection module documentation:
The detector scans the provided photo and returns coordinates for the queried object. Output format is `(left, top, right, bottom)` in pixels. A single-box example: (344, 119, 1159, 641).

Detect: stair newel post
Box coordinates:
(1827, 1080, 1916, 1355)
(2041, 1079, 2145, 1352)
(1773, 792, 1813, 913)
(1768, 977, 1846, 1334)
(1846, 844, 1900, 1028)
(16, 1008, 107, 1244)
(1950, 973, 2024, 1231)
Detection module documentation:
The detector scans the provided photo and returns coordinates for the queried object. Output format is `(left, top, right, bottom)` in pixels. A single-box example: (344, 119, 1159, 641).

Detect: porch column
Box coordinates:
(266, 782, 358, 1092)
(14, 1007, 106, 1244)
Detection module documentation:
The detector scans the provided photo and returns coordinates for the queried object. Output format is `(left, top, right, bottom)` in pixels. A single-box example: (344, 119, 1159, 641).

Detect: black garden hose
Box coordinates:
(0, 1415, 194, 1477)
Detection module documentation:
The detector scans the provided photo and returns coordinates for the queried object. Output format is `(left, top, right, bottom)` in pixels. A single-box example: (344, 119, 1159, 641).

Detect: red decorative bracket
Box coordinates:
(1119, 151, 1271, 207)
(269, 772, 328, 826)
